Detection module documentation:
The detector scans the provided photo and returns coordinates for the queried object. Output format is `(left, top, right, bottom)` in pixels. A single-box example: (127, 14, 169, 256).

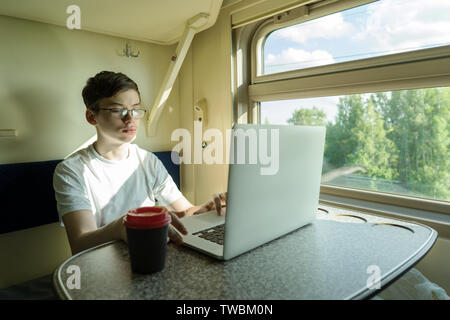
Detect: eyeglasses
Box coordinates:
(99, 108, 147, 119)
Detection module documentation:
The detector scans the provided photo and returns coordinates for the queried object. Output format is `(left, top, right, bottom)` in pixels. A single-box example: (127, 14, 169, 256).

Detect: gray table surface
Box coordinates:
(53, 204, 437, 300)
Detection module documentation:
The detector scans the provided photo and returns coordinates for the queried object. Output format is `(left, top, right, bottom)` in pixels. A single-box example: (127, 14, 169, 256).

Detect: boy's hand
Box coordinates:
(167, 209, 188, 245)
(194, 192, 227, 216)
(165, 192, 227, 244)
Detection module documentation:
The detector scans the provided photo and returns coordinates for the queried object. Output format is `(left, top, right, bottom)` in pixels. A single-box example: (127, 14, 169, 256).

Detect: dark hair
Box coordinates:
(82, 71, 140, 111)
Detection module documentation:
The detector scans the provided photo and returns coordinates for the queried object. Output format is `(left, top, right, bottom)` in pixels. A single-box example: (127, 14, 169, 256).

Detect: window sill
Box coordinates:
(321, 185, 449, 214)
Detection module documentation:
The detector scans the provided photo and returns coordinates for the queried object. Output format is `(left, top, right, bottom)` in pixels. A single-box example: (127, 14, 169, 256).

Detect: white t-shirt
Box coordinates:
(53, 143, 182, 227)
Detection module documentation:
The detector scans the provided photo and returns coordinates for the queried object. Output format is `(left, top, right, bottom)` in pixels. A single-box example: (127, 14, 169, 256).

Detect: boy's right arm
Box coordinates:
(62, 210, 127, 255)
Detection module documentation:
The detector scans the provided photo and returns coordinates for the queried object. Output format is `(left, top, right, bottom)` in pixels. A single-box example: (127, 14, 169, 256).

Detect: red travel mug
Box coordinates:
(123, 207, 171, 274)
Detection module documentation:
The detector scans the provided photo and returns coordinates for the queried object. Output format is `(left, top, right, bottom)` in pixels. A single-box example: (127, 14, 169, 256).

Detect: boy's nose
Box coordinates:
(123, 110, 133, 120)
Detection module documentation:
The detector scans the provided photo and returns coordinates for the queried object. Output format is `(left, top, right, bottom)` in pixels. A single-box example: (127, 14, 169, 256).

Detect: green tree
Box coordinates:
(347, 97, 399, 180)
(372, 88, 449, 199)
(286, 106, 327, 126)
(285, 89, 449, 201)
(407, 88, 450, 199)
(324, 95, 365, 168)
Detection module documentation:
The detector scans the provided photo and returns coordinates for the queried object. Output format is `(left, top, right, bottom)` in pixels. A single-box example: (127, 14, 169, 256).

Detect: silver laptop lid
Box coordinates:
(223, 124, 325, 260)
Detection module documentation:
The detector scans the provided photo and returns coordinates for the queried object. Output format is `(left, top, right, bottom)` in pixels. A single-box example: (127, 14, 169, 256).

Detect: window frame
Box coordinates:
(246, 0, 450, 215)
(251, 0, 379, 83)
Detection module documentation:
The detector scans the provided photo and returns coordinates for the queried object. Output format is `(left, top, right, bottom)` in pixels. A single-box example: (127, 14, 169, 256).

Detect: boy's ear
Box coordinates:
(86, 109, 97, 125)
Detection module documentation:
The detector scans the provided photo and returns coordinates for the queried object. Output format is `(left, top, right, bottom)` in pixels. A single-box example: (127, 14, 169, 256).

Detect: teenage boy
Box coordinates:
(53, 71, 226, 255)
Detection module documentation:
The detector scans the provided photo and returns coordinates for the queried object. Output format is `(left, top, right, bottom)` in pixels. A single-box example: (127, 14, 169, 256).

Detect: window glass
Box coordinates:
(263, 0, 450, 75)
(260, 87, 450, 202)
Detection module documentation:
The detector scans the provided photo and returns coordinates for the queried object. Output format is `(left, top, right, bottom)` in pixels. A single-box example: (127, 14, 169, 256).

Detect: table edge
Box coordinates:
(348, 226, 438, 300)
(52, 240, 119, 300)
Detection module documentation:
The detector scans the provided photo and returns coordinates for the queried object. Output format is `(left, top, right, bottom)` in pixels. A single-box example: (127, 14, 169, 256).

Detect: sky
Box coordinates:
(260, 0, 450, 125)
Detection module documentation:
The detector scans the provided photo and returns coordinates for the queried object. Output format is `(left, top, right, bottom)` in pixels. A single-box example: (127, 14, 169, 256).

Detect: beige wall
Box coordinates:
(416, 237, 450, 294)
(0, 15, 179, 289)
(0, 223, 71, 289)
(0, 15, 179, 164)
(178, 6, 234, 205)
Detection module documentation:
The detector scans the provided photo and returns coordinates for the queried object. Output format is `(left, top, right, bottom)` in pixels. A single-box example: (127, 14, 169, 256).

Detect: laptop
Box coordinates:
(181, 124, 326, 260)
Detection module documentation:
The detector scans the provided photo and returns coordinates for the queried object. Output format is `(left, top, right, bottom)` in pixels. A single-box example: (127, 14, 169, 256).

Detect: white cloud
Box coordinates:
(274, 12, 355, 43)
(266, 48, 334, 73)
(354, 0, 450, 53)
(265, 0, 450, 73)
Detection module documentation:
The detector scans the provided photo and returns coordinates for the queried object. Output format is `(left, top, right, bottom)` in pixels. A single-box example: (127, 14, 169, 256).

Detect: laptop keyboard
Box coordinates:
(192, 224, 225, 245)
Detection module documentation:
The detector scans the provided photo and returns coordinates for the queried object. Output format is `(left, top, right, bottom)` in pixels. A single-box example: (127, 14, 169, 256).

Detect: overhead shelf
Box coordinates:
(0, 0, 223, 45)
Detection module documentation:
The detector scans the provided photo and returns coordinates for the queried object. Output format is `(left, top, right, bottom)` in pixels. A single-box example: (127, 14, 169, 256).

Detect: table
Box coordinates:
(53, 204, 437, 300)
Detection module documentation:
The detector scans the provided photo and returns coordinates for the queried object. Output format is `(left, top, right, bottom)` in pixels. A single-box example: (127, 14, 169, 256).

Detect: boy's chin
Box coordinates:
(112, 135, 136, 145)
(123, 134, 137, 143)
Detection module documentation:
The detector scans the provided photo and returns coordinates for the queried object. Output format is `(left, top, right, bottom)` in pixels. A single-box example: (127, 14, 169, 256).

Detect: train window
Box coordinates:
(262, 0, 450, 75)
(242, 0, 450, 212)
(260, 86, 450, 203)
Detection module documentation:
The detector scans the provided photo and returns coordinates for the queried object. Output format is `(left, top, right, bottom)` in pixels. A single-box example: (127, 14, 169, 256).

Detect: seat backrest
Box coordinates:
(0, 151, 180, 234)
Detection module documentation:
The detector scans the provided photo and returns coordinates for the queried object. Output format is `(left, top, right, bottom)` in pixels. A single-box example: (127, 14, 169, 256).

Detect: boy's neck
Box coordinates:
(93, 140, 130, 161)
